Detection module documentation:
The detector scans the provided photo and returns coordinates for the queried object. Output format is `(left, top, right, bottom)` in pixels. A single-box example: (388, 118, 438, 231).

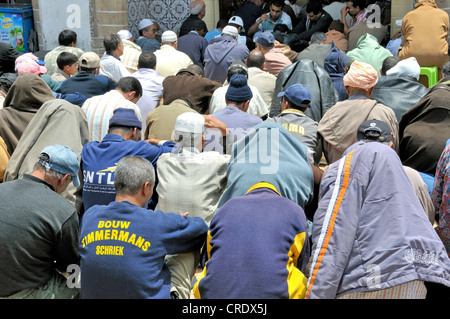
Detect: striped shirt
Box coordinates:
(120, 39, 142, 74)
(81, 90, 142, 142)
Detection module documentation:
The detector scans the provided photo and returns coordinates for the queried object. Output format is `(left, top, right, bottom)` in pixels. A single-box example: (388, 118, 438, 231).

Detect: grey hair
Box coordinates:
(190, 1, 204, 15)
(33, 153, 67, 180)
(114, 156, 155, 195)
(443, 61, 450, 77)
(310, 32, 327, 44)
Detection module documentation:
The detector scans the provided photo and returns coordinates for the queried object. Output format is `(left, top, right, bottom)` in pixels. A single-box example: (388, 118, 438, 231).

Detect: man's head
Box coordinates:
(278, 84, 312, 112)
(186, 63, 204, 76)
(114, 156, 156, 208)
(310, 31, 327, 44)
(108, 107, 143, 141)
(118, 29, 134, 42)
(103, 34, 124, 57)
(246, 49, 265, 69)
(356, 119, 393, 147)
(306, 1, 323, 21)
(138, 19, 159, 39)
(227, 59, 248, 82)
(346, 0, 366, 18)
(137, 51, 157, 70)
(79, 52, 100, 74)
(191, 19, 208, 37)
(58, 30, 78, 47)
(172, 112, 206, 149)
(228, 16, 245, 34)
(255, 31, 275, 52)
(116, 76, 143, 104)
(161, 30, 178, 47)
(190, 0, 206, 19)
(380, 56, 401, 76)
(33, 145, 81, 194)
(225, 73, 253, 111)
(251, 0, 264, 6)
(343, 60, 378, 97)
(442, 61, 450, 79)
(222, 25, 239, 39)
(269, 0, 285, 21)
(57, 52, 79, 76)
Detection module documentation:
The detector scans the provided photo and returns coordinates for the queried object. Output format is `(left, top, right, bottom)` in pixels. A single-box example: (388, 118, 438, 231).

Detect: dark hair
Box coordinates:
(246, 49, 265, 68)
(138, 51, 157, 69)
(282, 95, 308, 112)
(273, 23, 289, 33)
(348, 0, 367, 10)
(117, 77, 143, 98)
(191, 19, 207, 32)
(443, 61, 450, 78)
(306, 1, 323, 14)
(271, 0, 285, 9)
(217, 19, 228, 29)
(227, 64, 248, 82)
(58, 30, 78, 46)
(187, 63, 204, 76)
(381, 56, 401, 76)
(56, 52, 79, 70)
(103, 34, 122, 54)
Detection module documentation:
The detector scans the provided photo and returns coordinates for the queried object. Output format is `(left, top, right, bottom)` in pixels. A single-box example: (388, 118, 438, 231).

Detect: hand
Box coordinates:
(181, 212, 189, 217)
(146, 138, 160, 145)
(340, 6, 349, 18)
(260, 13, 268, 22)
(203, 115, 228, 136)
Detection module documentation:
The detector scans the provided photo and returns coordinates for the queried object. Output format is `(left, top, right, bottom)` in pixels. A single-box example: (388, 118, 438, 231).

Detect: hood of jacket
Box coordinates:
(324, 41, 349, 77)
(355, 33, 381, 48)
(206, 35, 239, 64)
(3, 72, 55, 110)
(415, 0, 438, 9)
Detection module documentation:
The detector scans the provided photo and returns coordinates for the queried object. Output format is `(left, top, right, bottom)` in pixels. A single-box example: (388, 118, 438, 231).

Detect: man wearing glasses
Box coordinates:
(136, 19, 161, 53)
(248, 0, 292, 36)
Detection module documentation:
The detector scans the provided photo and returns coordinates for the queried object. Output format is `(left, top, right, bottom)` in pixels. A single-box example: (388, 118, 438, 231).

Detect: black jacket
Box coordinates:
(270, 59, 338, 123)
(371, 75, 429, 122)
(291, 11, 333, 41)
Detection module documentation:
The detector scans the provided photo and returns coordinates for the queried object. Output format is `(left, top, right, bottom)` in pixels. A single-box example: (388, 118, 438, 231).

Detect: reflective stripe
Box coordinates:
(306, 150, 354, 298)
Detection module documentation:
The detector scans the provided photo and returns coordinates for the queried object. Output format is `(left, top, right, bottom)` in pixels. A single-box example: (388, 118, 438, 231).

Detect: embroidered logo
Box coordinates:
(404, 247, 439, 265)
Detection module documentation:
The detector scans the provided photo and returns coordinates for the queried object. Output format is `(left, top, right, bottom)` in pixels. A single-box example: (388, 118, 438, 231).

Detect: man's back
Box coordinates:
(81, 134, 175, 210)
(193, 186, 310, 299)
(203, 36, 249, 83)
(247, 66, 277, 108)
(59, 72, 117, 99)
(156, 149, 230, 225)
(44, 45, 84, 75)
(0, 175, 79, 297)
(177, 32, 208, 68)
(79, 201, 208, 299)
(317, 97, 399, 164)
(82, 90, 142, 141)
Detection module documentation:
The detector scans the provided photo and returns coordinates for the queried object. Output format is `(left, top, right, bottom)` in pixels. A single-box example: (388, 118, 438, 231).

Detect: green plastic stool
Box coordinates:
(420, 66, 439, 87)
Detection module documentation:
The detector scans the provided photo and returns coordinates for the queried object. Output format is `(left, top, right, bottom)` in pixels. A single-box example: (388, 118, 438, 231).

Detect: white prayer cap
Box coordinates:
(138, 19, 153, 31)
(174, 112, 205, 134)
(222, 25, 239, 38)
(118, 30, 133, 40)
(161, 31, 177, 43)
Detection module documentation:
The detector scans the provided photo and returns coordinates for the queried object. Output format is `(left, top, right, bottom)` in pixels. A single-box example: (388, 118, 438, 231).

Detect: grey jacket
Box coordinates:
(270, 59, 338, 123)
(307, 141, 450, 299)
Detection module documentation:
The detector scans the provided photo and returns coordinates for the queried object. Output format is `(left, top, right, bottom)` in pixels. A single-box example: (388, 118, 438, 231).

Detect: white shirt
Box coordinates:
(153, 44, 193, 78)
(120, 39, 142, 74)
(99, 53, 131, 82)
(131, 68, 164, 132)
(208, 84, 269, 118)
(81, 90, 142, 142)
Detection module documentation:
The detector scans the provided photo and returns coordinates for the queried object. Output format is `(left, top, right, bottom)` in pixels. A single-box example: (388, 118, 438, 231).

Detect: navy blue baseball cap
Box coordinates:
(254, 31, 275, 47)
(277, 84, 312, 107)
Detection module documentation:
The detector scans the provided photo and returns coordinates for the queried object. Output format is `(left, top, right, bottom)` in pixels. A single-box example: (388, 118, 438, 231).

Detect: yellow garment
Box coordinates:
(0, 136, 10, 182)
(398, 0, 449, 68)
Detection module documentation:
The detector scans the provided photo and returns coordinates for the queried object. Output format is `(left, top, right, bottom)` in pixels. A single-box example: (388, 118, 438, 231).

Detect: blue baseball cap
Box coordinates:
(277, 84, 312, 107)
(39, 145, 81, 187)
(109, 108, 142, 130)
(254, 31, 274, 47)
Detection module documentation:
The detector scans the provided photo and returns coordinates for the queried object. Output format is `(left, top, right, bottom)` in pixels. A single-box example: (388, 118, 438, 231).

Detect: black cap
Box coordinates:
(357, 119, 391, 143)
